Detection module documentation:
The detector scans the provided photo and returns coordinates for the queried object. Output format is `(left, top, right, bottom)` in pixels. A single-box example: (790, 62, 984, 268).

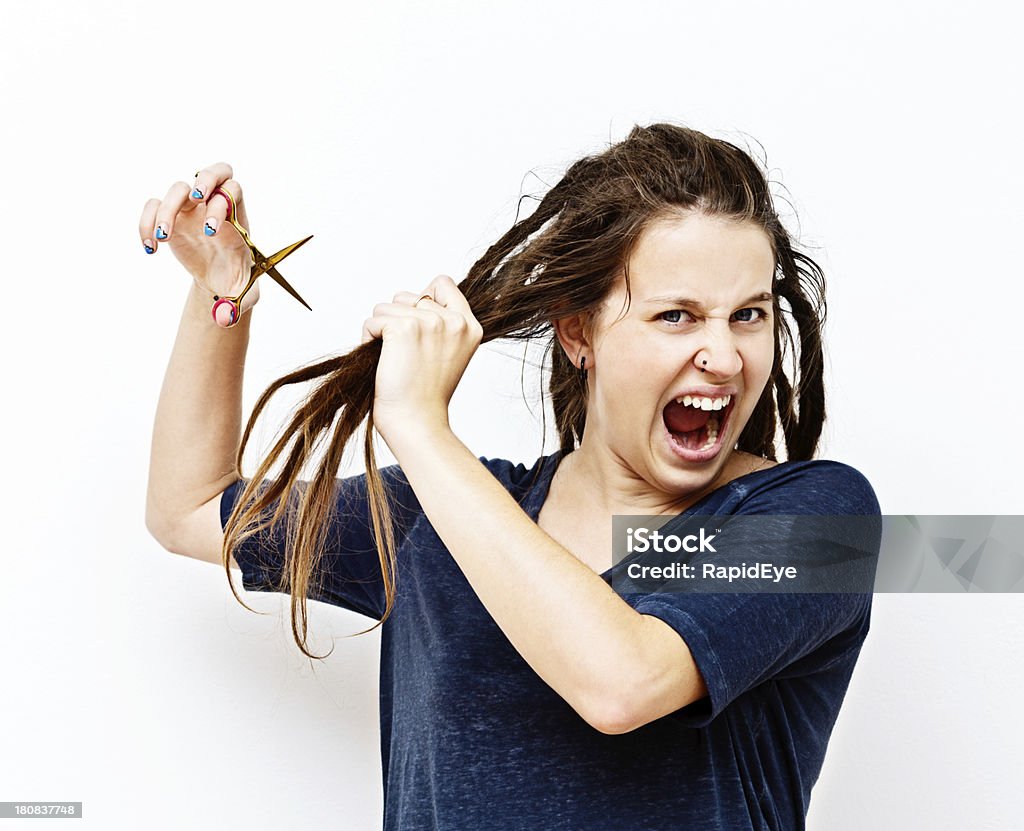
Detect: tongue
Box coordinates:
(664, 401, 712, 434)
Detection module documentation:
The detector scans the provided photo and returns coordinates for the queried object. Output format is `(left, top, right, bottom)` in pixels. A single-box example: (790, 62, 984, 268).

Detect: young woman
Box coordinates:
(145, 123, 880, 830)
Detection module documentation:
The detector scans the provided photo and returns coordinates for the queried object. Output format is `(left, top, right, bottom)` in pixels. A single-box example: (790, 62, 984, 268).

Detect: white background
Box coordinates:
(1, 1, 1022, 828)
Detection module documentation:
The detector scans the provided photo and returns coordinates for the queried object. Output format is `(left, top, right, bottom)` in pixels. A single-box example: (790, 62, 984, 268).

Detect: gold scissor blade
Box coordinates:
(265, 264, 313, 311)
(266, 234, 314, 268)
(253, 235, 314, 311)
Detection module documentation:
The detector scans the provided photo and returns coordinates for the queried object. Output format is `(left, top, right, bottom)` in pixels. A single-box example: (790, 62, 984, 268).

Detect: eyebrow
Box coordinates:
(643, 291, 774, 310)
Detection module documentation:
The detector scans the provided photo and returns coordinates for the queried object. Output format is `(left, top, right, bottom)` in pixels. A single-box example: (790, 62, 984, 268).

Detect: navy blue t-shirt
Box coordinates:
(220, 449, 880, 830)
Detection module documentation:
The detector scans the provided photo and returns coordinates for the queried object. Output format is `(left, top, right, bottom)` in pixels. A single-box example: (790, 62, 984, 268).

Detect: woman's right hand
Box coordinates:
(139, 162, 260, 327)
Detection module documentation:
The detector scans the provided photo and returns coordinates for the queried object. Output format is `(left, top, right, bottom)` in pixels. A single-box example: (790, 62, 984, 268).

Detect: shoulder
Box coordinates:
(475, 455, 533, 484)
(475, 452, 556, 501)
(730, 458, 881, 516)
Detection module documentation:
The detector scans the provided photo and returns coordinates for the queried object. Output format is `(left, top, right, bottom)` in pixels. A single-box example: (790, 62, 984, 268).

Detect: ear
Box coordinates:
(552, 312, 594, 368)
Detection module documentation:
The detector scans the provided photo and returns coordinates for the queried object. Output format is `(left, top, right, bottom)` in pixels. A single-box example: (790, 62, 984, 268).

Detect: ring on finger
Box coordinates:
(211, 187, 236, 221)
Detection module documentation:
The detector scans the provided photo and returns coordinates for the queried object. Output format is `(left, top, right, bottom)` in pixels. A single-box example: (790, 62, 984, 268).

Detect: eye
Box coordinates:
(733, 308, 770, 324)
(657, 308, 770, 326)
(658, 309, 694, 325)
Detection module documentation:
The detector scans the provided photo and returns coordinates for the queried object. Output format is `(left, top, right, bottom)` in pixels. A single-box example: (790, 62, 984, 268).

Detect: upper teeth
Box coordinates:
(675, 394, 731, 411)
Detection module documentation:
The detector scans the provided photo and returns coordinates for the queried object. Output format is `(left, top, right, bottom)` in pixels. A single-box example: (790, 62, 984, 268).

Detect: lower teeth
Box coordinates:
(698, 415, 719, 451)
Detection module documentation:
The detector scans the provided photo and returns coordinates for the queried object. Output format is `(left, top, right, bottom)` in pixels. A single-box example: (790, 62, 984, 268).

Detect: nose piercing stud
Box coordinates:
(700, 360, 707, 374)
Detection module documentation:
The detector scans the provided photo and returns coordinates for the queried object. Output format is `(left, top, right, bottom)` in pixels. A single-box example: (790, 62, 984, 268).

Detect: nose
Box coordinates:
(694, 326, 743, 378)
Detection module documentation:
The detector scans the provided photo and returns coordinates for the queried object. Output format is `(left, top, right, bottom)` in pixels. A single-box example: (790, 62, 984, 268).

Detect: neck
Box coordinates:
(556, 441, 729, 519)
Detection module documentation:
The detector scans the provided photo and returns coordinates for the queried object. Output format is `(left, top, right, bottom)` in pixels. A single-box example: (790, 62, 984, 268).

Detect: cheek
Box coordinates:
(751, 352, 774, 379)
(599, 333, 657, 377)
(747, 332, 775, 374)
(621, 347, 680, 395)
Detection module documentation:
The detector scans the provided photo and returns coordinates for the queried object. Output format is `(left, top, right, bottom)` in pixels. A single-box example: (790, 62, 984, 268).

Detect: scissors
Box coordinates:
(206, 186, 313, 327)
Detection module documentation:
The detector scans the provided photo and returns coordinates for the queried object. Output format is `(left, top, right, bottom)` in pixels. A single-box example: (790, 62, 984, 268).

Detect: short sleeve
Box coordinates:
(620, 462, 881, 727)
(220, 464, 422, 620)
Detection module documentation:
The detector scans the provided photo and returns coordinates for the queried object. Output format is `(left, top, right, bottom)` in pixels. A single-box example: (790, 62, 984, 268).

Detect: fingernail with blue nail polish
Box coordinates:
(155, 226, 167, 240)
(204, 219, 217, 236)
(192, 188, 203, 199)
(144, 241, 155, 254)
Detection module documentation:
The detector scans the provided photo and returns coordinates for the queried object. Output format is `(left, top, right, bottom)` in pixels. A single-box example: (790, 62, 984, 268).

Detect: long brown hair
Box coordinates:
(222, 122, 827, 658)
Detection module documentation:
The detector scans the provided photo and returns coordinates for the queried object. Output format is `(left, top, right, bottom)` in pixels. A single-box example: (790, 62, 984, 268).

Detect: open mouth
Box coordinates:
(663, 395, 735, 454)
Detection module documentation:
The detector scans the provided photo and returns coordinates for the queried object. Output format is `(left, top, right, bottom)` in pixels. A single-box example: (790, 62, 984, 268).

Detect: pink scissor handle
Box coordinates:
(207, 187, 245, 327)
(210, 186, 236, 222)
(211, 296, 240, 327)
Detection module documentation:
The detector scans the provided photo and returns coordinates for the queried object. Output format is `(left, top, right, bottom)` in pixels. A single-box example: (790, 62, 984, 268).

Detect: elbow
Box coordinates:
(145, 495, 172, 547)
(145, 512, 172, 551)
(574, 680, 647, 736)
(585, 703, 642, 736)
(577, 653, 708, 735)
(145, 508, 183, 556)
(581, 684, 688, 736)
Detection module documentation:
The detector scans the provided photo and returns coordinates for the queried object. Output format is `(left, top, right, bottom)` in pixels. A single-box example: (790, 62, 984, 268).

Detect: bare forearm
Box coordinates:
(146, 283, 251, 536)
(387, 427, 651, 727)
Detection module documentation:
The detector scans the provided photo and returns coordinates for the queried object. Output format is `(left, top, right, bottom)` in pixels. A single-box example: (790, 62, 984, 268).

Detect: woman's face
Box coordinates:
(581, 211, 777, 499)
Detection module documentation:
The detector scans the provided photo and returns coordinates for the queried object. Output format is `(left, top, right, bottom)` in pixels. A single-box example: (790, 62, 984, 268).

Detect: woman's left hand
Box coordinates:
(361, 274, 483, 449)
